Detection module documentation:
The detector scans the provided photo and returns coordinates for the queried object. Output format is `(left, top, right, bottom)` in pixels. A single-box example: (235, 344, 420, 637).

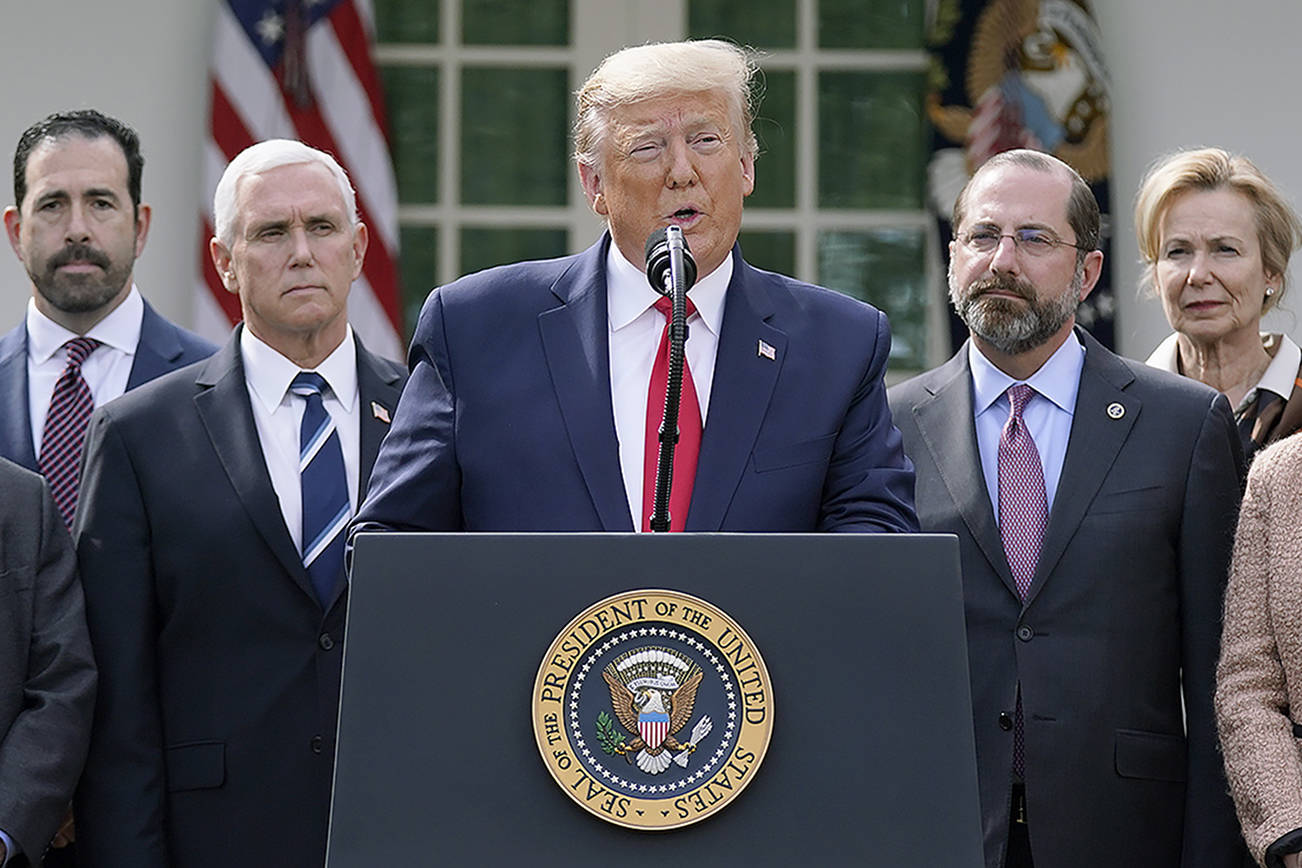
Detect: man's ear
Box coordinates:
(209, 236, 239, 295)
(132, 203, 152, 259)
(578, 162, 607, 217)
(3, 206, 23, 262)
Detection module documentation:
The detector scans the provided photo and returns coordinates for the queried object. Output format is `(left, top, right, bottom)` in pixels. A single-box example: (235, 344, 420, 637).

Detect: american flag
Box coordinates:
(197, 0, 405, 361)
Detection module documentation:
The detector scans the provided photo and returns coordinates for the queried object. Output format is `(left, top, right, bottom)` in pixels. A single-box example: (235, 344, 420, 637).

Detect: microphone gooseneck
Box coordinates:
(642, 226, 697, 533)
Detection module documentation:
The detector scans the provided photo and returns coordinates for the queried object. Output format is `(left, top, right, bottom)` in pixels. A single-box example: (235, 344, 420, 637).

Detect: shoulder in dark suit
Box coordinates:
(72, 330, 404, 868)
(0, 298, 217, 471)
(354, 235, 917, 535)
(888, 330, 1245, 868)
(0, 458, 95, 866)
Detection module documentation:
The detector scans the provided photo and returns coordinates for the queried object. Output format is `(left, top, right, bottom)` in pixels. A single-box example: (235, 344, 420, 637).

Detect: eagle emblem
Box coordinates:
(598, 646, 714, 774)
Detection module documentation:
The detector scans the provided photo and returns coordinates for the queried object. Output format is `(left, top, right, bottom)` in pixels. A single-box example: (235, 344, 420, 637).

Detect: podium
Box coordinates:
(328, 533, 983, 866)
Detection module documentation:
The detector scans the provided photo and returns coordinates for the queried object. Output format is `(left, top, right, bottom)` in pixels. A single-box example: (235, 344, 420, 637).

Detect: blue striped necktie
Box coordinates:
(291, 372, 349, 606)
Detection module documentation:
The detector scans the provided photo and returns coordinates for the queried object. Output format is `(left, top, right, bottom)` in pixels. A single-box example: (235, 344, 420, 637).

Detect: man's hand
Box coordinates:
(50, 809, 75, 847)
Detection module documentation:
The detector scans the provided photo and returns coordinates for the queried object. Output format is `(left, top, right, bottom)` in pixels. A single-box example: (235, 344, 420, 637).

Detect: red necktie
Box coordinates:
(642, 296, 701, 532)
(998, 383, 1048, 781)
(39, 336, 101, 528)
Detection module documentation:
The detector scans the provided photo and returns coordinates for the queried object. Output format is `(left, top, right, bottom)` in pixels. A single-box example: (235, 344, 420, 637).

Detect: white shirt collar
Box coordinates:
(1146, 331, 1301, 406)
(605, 240, 731, 338)
(969, 330, 1086, 416)
(26, 284, 144, 363)
(1249, 333, 1299, 403)
(240, 324, 358, 414)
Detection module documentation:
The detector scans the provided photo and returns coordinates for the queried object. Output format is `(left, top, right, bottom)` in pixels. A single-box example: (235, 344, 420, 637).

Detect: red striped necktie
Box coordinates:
(40, 336, 101, 528)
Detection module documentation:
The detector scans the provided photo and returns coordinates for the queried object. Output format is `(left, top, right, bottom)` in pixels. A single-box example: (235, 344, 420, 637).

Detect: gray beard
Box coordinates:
(950, 270, 1083, 356)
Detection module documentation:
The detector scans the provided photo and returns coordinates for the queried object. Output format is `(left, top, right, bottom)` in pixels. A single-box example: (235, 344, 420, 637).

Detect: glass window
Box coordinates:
(460, 227, 569, 277)
(818, 70, 928, 210)
(381, 65, 440, 204)
(399, 225, 438, 337)
(688, 0, 797, 49)
(818, 228, 928, 370)
(460, 66, 570, 206)
(739, 230, 796, 279)
(462, 0, 568, 46)
(818, 0, 925, 50)
(374, 0, 440, 44)
(750, 69, 796, 210)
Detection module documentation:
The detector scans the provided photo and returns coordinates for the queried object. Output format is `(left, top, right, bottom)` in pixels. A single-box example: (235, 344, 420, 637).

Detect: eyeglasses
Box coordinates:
(959, 227, 1091, 257)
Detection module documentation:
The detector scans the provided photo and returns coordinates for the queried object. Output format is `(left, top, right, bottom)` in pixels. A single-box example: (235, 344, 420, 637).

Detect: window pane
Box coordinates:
(374, 0, 440, 44)
(463, 0, 568, 46)
(459, 227, 568, 276)
(460, 67, 569, 206)
(399, 225, 438, 341)
(750, 70, 795, 209)
(817, 228, 927, 371)
(819, 0, 924, 49)
(688, 0, 797, 49)
(381, 66, 440, 204)
(739, 230, 795, 278)
(818, 71, 927, 209)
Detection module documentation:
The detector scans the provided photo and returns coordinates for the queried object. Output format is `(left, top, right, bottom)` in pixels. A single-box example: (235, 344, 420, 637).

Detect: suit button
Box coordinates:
(310, 735, 324, 754)
(1016, 625, 1034, 642)
(319, 633, 335, 651)
(999, 712, 1013, 731)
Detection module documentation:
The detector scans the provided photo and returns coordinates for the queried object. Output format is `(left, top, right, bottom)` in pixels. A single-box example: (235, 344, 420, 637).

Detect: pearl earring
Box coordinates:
(1266, 286, 1276, 297)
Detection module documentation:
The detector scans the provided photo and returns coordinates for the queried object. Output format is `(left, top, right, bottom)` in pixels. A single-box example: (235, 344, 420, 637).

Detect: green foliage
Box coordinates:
(595, 712, 627, 756)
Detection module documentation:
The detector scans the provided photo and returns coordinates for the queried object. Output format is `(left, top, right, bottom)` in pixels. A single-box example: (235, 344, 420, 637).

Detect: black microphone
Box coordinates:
(644, 226, 697, 296)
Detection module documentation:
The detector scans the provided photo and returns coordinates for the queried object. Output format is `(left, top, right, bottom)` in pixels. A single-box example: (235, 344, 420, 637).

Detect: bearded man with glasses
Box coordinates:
(888, 149, 1248, 868)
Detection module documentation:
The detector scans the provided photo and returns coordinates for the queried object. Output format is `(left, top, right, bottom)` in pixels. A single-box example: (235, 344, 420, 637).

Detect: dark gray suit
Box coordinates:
(0, 299, 216, 471)
(72, 330, 405, 868)
(0, 458, 95, 867)
(888, 329, 1244, 868)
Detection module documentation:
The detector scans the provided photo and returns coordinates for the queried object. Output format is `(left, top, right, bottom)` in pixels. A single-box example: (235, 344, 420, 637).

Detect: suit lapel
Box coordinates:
(537, 238, 633, 531)
(687, 253, 784, 530)
(193, 332, 314, 600)
(0, 325, 37, 470)
(126, 301, 187, 389)
(910, 348, 1019, 595)
(322, 339, 405, 610)
(1025, 331, 1137, 606)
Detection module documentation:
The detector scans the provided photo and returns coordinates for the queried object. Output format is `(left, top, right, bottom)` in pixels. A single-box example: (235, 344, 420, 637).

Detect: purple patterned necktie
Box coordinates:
(998, 383, 1047, 781)
(39, 336, 101, 528)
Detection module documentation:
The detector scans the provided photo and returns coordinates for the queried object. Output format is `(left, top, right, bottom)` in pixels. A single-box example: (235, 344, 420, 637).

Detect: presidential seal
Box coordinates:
(532, 590, 773, 830)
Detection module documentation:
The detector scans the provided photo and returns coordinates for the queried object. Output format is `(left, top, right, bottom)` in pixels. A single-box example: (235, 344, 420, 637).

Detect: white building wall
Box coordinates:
(1, 0, 1299, 360)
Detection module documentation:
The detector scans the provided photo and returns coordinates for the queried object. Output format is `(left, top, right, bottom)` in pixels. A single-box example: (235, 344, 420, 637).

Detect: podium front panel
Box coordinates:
(328, 533, 982, 866)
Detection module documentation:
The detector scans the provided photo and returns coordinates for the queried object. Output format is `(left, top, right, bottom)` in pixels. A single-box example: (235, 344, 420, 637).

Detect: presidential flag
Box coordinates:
(926, 0, 1115, 351)
(198, 0, 404, 360)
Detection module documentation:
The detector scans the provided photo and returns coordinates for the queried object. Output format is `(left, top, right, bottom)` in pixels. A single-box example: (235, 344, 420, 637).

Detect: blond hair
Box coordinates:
(1134, 147, 1302, 308)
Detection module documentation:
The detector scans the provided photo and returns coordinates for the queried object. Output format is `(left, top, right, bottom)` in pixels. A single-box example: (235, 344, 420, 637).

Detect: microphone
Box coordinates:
(644, 226, 697, 296)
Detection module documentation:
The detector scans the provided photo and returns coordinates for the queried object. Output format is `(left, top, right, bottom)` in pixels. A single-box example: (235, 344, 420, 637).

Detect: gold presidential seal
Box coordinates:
(532, 589, 773, 830)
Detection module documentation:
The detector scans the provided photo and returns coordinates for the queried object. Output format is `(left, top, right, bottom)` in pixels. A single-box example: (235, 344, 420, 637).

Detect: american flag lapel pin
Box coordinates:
(371, 401, 391, 424)
(757, 339, 776, 361)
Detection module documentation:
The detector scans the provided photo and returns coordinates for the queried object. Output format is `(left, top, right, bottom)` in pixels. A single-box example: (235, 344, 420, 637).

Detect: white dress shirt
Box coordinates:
(607, 243, 731, 529)
(970, 332, 1085, 517)
(240, 326, 361, 554)
(26, 285, 144, 454)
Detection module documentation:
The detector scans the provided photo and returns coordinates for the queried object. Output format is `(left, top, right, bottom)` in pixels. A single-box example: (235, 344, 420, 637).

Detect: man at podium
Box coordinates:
(353, 39, 917, 537)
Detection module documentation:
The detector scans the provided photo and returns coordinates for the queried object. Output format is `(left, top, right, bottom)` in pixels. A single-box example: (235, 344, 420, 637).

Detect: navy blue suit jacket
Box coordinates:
(0, 299, 216, 471)
(355, 236, 917, 534)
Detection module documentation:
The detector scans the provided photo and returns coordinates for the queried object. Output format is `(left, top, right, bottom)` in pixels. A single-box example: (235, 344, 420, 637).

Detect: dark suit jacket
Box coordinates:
(354, 236, 917, 534)
(0, 299, 217, 471)
(0, 459, 95, 868)
(72, 330, 405, 868)
(888, 330, 1245, 868)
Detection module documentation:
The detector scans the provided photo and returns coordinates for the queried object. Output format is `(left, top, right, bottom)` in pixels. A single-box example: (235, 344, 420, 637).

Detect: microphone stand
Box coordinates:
(648, 228, 691, 533)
